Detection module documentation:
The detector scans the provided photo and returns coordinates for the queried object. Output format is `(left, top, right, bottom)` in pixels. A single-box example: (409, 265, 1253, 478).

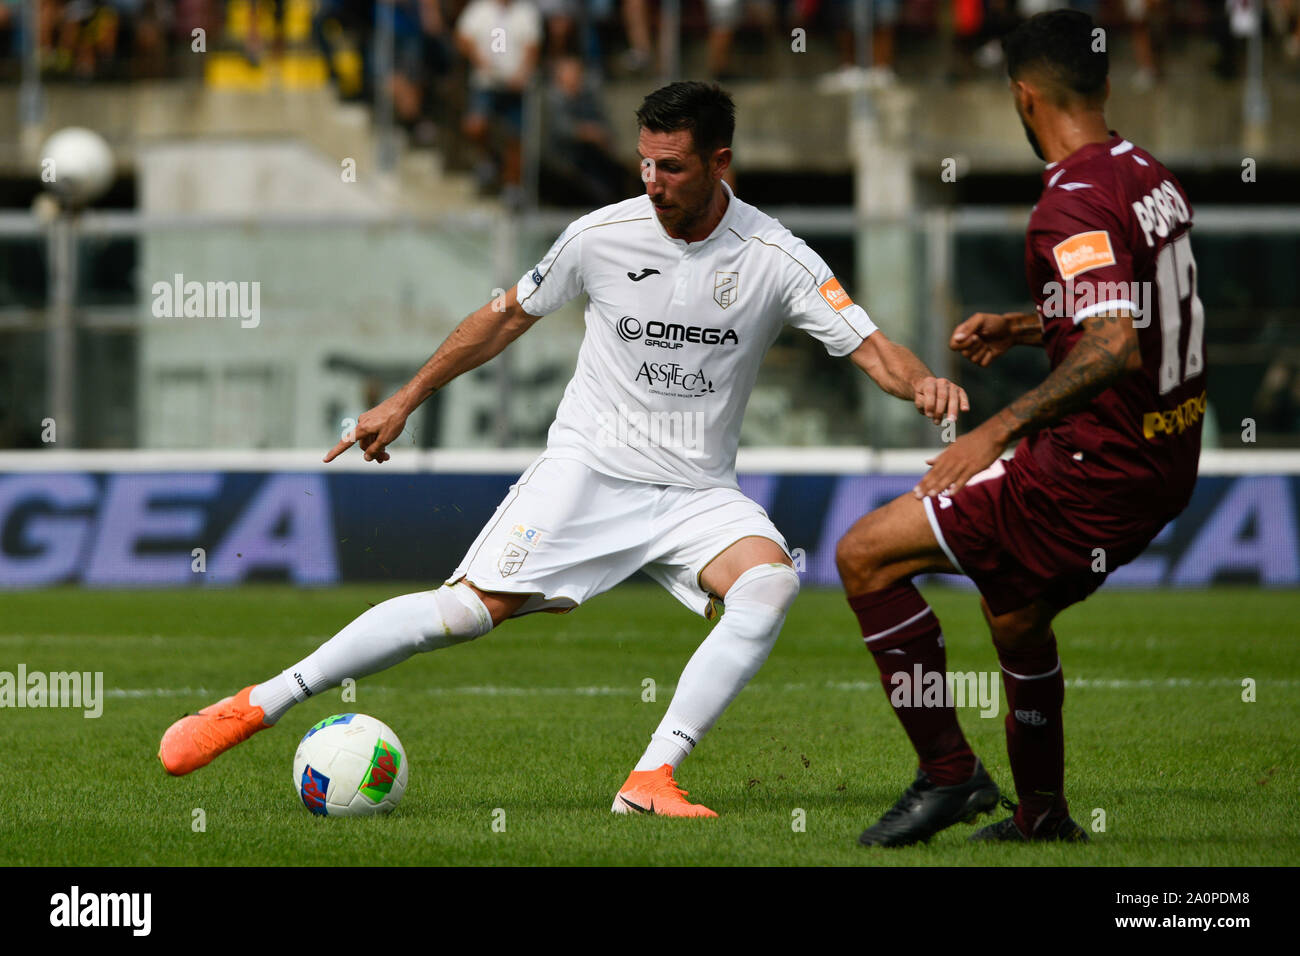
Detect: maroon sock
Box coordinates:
(848, 582, 976, 786)
(997, 633, 1068, 834)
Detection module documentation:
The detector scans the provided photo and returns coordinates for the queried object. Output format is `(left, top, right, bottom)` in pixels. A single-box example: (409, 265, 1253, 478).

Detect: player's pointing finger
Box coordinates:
(324, 438, 354, 463)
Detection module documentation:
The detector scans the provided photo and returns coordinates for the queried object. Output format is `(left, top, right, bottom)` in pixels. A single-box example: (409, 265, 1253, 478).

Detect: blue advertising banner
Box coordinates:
(0, 470, 1295, 589)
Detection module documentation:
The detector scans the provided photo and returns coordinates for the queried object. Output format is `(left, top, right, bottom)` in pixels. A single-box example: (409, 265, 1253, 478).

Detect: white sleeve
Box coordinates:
(516, 218, 586, 317)
(782, 239, 877, 357)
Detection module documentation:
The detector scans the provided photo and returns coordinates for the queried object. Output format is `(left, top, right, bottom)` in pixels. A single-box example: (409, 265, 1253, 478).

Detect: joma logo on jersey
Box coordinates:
(634, 361, 714, 395)
(617, 315, 739, 349)
(713, 272, 739, 309)
(1052, 231, 1117, 280)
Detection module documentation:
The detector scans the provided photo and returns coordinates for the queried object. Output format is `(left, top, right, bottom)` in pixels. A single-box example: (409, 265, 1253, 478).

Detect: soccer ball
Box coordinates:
(40, 127, 115, 207)
(293, 713, 408, 817)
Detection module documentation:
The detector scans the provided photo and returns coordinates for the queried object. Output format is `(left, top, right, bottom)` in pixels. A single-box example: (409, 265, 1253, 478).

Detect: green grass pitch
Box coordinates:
(1, 584, 1296, 866)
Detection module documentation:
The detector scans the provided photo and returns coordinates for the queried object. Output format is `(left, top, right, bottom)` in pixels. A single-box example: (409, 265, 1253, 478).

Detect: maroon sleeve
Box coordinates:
(1027, 188, 1140, 339)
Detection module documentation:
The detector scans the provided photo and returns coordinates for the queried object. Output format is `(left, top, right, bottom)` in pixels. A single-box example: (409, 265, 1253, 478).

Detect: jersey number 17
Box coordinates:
(1153, 233, 1206, 396)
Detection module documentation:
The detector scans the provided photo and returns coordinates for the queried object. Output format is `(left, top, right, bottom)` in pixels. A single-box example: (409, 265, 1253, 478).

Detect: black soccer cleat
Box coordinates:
(858, 761, 1001, 848)
(968, 797, 1090, 843)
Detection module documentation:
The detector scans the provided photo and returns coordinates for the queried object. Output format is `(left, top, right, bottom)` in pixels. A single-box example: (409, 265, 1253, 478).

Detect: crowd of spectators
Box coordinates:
(10, 1, 1300, 83)
(3, 1, 1299, 201)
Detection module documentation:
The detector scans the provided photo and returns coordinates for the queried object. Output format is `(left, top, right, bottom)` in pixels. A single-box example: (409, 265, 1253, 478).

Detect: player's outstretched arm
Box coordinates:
(915, 310, 1141, 498)
(324, 286, 543, 463)
(849, 330, 970, 425)
(950, 311, 1044, 366)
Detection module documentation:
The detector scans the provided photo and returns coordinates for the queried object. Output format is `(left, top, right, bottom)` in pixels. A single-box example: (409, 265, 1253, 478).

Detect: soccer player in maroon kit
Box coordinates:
(837, 9, 1207, 846)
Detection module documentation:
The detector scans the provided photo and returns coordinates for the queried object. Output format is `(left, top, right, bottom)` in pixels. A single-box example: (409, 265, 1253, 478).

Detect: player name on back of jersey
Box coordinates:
(1131, 179, 1191, 248)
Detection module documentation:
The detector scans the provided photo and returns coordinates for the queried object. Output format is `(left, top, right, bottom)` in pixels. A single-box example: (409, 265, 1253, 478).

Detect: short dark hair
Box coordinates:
(635, 81, 735, 158)
(1003, 9, 1108, 105)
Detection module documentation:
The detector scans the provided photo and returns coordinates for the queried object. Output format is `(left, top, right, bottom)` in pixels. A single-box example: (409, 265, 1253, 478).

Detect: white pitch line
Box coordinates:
(104, 676, 1299, 700)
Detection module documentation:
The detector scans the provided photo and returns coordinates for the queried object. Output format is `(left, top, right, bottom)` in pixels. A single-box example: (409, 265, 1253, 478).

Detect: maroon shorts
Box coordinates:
(924, 454, 1167, 617)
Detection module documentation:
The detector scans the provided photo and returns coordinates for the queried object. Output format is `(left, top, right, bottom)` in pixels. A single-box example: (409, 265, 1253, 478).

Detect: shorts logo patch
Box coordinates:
(498, 542, 530, 577)
(817, 277, 854, 311)
(713, 272, 739, 309)
(509, 524, 543, 547)
(1052, 230, 1116, 280)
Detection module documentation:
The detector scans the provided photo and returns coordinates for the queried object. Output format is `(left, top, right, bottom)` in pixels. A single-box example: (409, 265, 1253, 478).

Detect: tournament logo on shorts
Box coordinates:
(714, 272, 739, 309)
(509, 524, 543, 547)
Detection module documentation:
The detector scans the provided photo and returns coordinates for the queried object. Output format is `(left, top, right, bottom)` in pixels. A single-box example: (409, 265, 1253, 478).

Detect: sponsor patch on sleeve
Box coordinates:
(1052, 230, 1116, 280)
(818, 277, 854, 311)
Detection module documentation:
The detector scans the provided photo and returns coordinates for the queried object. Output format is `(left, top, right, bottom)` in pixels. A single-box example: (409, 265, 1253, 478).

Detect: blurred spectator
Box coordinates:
(1272, 0, 1300, 60)
(0, 0, 16, 61)
(810, 0, 900, 90)
(456, 0, 542, 206)
(391, 0, 453, 145)
(315, 0, 374, 98)
(539, 55, 628, 205)
(706, 0, 778, 80)
(1254, 357, 1300, 436)
(535, 0, 614, 58)
(1128, 0, 1166, 90)
(620, 0, 652, 73)
(947, 0, 1021, 83)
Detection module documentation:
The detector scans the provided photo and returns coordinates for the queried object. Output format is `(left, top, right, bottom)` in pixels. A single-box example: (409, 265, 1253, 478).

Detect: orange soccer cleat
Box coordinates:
(611, 764, 718, 818)
(158, 685, 271, 776)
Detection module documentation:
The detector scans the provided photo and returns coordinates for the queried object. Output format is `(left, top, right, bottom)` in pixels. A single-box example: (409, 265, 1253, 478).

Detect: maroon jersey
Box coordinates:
(1021, 133, 1206, 519)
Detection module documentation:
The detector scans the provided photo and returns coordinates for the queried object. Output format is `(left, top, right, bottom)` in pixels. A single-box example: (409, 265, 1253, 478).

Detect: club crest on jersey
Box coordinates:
(818, 277, 854, 312)
(1052, 231, 1116, 280)
(713, 272, 739, 309)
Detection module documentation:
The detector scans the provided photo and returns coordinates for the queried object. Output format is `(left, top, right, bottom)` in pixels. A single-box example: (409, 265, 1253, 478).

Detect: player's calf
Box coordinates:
(159, 583, 495, 776)
(619, 561, 800, 814)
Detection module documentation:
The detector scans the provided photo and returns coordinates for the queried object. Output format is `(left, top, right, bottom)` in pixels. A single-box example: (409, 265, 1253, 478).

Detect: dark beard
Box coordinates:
(1021, 118, 1045, 161)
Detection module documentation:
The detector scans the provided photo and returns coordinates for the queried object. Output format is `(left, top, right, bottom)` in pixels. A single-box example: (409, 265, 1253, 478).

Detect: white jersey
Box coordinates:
(515, 180, 877, 490)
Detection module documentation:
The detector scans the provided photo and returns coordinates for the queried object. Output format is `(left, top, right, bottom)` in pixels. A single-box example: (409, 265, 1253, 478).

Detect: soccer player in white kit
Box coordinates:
(159, 82, 969, 816)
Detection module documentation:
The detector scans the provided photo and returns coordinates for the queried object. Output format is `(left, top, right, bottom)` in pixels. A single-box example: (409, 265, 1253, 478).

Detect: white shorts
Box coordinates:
(448, 455, 789, 619)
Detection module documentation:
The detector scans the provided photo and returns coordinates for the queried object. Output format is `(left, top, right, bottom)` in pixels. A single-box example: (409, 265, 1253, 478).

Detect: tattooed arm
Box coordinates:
(914, 311, 1142, 498)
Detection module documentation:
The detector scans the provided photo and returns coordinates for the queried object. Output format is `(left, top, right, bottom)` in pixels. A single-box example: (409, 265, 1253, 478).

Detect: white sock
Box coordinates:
(634, 563, 800, 772)
(249, 583, 493, 724)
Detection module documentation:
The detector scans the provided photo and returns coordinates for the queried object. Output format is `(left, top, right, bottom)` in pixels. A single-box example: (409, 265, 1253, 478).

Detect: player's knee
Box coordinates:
(834, 527, 877, 579)
(411, 583, 494, 653)
(987, 609, 1053, 652)
(835, 526, 900, 591)
(722, 562, 800, 635)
